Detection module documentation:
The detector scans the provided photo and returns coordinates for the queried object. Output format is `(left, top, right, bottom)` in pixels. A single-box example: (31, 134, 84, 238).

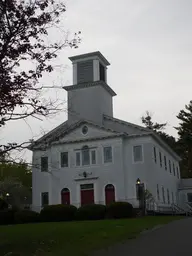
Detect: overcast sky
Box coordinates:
(1, 0, 192, 162)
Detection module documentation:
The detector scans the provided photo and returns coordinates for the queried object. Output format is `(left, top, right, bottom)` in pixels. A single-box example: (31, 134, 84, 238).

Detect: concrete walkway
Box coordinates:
(92, 218, 192, 256)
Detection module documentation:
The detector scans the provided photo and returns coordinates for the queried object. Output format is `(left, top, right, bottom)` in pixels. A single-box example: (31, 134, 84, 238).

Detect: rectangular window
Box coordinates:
(91, 150, 96, 164)
(157, 184, 160, 201)
(80, 184, 94, 190)
(164, 156, 167, 170)
(187, 193, 192, 203)
(82, 148, 90, 166)
(159, 152, 162, 167)
(172, 192, 174, 203)
(41, 192, 49, 207)
(41, 157, 48, 172)
(167, 189, 170, 204)
(60, 152, 68, 167)
(173, 163, 176, 176)
(133, 145, 143, 162)
(169, 160, 172, 173)
(162, 187, 165, 204)
(104, 146, 112, 163)
(176, 166, 180, 179)
(76, 152, 81, 166)
(153, 147, 157, 163)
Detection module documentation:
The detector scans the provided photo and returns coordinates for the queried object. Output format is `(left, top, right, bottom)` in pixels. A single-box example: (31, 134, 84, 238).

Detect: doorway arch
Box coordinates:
(105, 184, 115, 205)
(61, 188, 70, 205)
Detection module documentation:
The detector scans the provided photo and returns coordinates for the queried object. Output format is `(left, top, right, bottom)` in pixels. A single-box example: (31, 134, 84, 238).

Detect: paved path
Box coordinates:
(92, 218, 192, 256)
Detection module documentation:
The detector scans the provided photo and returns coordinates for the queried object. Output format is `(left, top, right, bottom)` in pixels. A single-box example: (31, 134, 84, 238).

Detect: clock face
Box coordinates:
(82, 125, 88, 135)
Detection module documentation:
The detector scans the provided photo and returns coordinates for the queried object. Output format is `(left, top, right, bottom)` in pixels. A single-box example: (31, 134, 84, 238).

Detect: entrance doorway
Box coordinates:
(61, 188, 70, 205)
(80, 184, 94, 206)
(105, 184, 115, 205)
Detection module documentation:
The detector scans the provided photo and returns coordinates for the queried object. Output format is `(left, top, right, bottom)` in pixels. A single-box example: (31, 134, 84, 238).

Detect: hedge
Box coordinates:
(75, 204, 106, 220)
(15, 210, 40, 224)
(106, 201, 135, 219)
(0, 209, 16, 225)
(0, 198, 8, 210)
(40, 204, 77, 222)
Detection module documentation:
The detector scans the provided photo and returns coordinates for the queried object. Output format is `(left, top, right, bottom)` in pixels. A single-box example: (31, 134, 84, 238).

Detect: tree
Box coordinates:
(141, 111, 177, 152)
(0, 0, 81, 155)
(176, 100, 192, 178)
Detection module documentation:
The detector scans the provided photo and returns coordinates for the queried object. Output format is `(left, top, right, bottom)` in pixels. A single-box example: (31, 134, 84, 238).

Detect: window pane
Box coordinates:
(82, 149, 90, 165)
(153, 147, 157, 163)
(41, 157, 48, 172)
(169, 160, 172, 173)
(104, 146, 112, 163)
(80, 184, 93, 190)
(76, 152, 81, 166)
(164, 156, 167, 170)
(159, 152, 162, 167)
(41, 192, 49, 207)
(187, 193, 192, 202)
(91, 150, 96, 164)
(61, 152, 68, 167)
(133, 145, 143, 162)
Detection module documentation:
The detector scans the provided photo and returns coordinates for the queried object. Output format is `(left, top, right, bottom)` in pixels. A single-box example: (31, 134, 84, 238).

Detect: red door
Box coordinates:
(105, 184, 115, 205)
(80, 184, 94, 206)
(61, 188, 70, 205)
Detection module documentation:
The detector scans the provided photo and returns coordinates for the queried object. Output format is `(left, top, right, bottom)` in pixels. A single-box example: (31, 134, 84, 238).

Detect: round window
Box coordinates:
(82, 125, 88, 135)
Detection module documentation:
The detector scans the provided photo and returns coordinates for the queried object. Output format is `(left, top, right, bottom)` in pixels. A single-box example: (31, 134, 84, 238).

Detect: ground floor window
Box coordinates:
(41, 192, 49, 207)
(61, 188, 70, 205)
(105, 184, 115, 205)
(187, 193, 192, 202)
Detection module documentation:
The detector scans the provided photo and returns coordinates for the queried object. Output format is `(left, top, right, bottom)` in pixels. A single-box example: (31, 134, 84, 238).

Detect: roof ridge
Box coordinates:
(103, 114, 150, 132)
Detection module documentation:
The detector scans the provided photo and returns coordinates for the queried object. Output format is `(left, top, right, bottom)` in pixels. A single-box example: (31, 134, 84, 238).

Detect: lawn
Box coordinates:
(0, 216, 182, 256)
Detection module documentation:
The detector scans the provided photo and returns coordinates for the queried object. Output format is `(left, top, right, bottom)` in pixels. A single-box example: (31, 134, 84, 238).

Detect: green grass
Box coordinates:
(0, 216, 182, 256)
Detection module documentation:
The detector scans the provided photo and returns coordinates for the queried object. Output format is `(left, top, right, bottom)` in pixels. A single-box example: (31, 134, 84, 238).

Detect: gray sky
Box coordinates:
(1, 0, 192, 162)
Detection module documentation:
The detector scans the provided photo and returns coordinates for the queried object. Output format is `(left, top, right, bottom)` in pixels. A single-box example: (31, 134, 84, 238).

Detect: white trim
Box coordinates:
(132, 144, 144, 164)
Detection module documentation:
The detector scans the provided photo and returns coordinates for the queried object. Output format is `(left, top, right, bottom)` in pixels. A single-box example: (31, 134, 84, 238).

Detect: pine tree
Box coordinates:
(176, 100, 192, 178)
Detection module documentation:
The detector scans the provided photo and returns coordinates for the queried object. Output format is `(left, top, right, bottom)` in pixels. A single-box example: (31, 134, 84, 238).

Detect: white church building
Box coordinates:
(30, 51, 183, 212)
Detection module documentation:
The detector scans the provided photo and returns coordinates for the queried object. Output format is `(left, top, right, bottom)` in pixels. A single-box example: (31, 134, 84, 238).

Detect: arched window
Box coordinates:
(105, 184, 115, 205)
(82, 145, 90, 166)
(61, 188, 70, 205)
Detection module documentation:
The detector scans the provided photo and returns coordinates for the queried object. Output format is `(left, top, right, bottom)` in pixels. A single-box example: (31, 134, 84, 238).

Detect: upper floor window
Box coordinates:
(60, 152, 68, 167)
(103, 146, 112, 163)
(99, 63, 106, 82)
(153, 147, 157, 163)
(133, 145, 143, 162)
(159, 152, 162, 167)
(173, 163, 176, 176)
(157, 184, 160, 201)
(41, 156, 48, 172)
(164, 155, 167, 170)
(176, 166, 180, 179)
(41, 192, 49, 207)
(75, 146, 97, 167)
(169, 160, 172, 173)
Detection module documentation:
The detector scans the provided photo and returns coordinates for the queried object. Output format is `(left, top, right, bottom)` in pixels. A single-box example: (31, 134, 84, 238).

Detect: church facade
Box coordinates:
(30, 52, 181, 211)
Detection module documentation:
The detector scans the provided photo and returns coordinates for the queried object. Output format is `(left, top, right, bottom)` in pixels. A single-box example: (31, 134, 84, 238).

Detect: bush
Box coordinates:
(0, 198, 8, 210)
(75, 204, 106, 221)
(106, 202, 134, 219)
(40, 204, 77, 222)
(15, 210, 40, 224)
(0, 209, 16, 225)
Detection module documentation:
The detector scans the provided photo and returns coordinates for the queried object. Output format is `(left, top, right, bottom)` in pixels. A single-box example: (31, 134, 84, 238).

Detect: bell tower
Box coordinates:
(63, 51, 116, 125)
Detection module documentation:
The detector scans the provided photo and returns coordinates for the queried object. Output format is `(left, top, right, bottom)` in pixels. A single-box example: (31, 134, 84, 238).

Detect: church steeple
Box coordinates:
(63, 51, 116, 125)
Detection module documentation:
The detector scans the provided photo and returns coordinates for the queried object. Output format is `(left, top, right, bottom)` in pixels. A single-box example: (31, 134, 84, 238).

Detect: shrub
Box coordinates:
(15, 210, 40, 224)
(40, 204, 77, 222)
(106, 202, 134, 219)
(75, 204, 106, 221)
(0, 198, 8, 210)
(0, 209, 16, 225)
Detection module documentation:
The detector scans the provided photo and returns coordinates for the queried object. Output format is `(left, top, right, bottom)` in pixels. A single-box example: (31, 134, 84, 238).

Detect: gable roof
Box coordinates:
(28, 119, 120, 150)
